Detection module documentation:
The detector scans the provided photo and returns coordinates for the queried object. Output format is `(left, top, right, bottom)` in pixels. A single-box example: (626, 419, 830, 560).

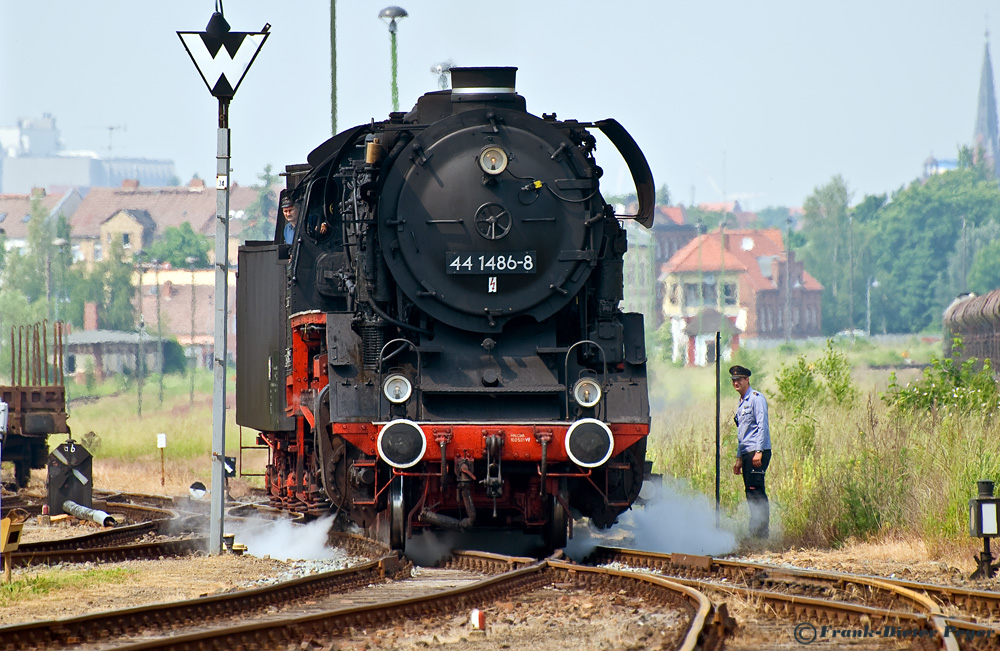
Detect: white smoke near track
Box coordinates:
(232, 516, 344, 561)
(565, 479, 737, 561)
(404, 530, 459, 567)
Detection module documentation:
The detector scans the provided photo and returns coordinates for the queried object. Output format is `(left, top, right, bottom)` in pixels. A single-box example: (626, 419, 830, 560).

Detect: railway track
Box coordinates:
(588, 545, 1000, 650)
(5, 495, 315, 568)
(12, 489, 998, 649)
(0, 546, 722, 651)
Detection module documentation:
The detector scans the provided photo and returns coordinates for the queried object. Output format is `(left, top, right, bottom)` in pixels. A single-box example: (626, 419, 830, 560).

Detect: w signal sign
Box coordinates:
(178, 30, 268, 99)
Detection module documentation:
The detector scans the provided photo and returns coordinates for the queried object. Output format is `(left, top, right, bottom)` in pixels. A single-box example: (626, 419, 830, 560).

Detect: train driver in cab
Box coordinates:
(281, 195, 299, 245)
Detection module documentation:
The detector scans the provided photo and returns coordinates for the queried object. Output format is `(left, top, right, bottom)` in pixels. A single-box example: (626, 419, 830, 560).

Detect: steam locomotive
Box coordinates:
(236, 67, 654, 550)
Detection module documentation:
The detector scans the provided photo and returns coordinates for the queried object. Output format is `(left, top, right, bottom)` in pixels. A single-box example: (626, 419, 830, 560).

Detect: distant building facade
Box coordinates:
(0, 187, 83, 251)
(661, 228, 822, 362)
(0, 115, 176, 194)
(69, 178, 258, 265)
(622, 220, 658, 329)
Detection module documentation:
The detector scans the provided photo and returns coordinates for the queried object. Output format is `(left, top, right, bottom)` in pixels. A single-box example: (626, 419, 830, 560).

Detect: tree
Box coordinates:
(2, 196, 73, 320)
(655, 183, 670, 206)
(92, 239, 137, 331)
(967, 240, 1000, 294)
(869, 168, 1000, 331)
(756, 206, 791, 229)
(240, 165, 280, 242)
(62, 239, 136, 331)
(939, 221, 1000, 301)
(798, 176, 852, 334)
(145, 223, 210, 268)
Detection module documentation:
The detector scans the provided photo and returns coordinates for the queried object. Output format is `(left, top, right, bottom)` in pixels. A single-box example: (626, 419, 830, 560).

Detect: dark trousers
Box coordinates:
(741, 450, 771, 538)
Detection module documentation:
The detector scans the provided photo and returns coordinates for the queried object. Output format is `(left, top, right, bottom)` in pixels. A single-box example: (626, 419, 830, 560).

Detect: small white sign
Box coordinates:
(216, 175, 228, 190)
(157, 433, 167, 449)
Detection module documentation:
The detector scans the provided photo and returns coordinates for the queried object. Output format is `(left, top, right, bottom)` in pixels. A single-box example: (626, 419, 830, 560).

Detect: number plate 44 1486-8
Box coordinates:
(446, 251, 536, 274)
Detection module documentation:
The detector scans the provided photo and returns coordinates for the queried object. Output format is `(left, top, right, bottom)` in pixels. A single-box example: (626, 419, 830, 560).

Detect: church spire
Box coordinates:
(973, 34, 1000, 174)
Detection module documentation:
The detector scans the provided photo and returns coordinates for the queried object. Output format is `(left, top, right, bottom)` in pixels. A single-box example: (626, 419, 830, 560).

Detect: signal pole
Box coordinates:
(179, 5, 268, 555)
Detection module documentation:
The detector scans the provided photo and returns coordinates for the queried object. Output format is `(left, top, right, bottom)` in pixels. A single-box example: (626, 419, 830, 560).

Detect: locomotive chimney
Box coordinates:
(450, 67, 517, 97)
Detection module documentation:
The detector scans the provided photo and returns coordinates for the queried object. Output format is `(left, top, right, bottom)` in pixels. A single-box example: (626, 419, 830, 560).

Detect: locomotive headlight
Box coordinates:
(378, 419, 427, 469)
(573, 377, 602, 408)
(565, 418, 614, 468)
(383, 374, 413, 404)
(478, 146, 508, 175)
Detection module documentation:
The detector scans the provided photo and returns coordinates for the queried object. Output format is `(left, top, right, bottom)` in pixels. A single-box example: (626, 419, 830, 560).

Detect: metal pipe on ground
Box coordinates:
(62, 501, 115, 527)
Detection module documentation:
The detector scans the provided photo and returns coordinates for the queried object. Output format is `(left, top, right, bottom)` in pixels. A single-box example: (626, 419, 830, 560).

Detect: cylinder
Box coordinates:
(62, 500, 115, 527)
(979, 480, 995, 499)
(365, 138, 385, 164)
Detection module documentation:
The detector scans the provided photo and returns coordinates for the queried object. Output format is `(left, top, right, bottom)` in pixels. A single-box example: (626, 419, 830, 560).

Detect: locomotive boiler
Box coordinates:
(236, 67, 655, 550)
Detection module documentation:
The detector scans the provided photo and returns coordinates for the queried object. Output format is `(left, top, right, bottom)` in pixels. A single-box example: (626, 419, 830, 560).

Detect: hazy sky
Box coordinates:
(1, 1, 997, 210)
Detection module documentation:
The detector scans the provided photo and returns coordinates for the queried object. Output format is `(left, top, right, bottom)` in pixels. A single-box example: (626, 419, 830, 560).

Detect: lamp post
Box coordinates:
(154, 259, 163, 405)
(431, 61, 452, 90)
(866, 277, 880, 337)
(186, 256, 198, 407)
(136, 253, 146, 418)
(379, 6, 407, 112)
(48, 238, 69, 321)
(179, 4, 268, 555)
(137, 315, 145, 418)
(784, 217, 793, 341)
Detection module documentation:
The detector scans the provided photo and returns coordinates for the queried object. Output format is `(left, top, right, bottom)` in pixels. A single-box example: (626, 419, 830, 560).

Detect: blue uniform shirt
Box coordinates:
(283, 221, 295, 245)
(736, 386, 771, 456)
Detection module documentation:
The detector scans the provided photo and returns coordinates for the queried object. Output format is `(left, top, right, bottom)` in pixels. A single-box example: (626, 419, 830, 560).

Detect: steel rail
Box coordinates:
(8, 555, 719, 651)
(593, 546, 965, 651)
(547, 559, 723, 651)
(9, 537, 209, 568)
(0, 555, 408, 650)
(591, 545, 1000, 617)
(111, 562, 550, 651)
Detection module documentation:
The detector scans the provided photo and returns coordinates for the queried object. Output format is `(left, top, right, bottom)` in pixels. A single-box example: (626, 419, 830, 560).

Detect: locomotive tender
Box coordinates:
(236, 67, 655, 550)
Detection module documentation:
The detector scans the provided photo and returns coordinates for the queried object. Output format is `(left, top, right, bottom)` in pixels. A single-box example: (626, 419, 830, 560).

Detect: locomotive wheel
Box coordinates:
(388, 475, 406, 551)
(544, 480, 568, 551)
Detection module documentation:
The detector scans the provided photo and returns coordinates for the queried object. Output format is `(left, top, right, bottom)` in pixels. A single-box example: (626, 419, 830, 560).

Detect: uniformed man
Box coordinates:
(281, 195, 299, 245)
(730, 365, 771, 539)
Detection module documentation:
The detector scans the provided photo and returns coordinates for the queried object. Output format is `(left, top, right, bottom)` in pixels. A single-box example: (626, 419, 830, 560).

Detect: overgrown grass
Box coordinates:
(648, 338, 1000, 549)
(0, 568, 134, 607)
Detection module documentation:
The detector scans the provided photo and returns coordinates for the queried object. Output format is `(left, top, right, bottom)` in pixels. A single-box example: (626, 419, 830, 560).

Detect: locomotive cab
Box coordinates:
(237, 67, 654, 551)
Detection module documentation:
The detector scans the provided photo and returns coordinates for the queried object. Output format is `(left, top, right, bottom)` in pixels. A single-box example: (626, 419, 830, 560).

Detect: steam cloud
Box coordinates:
(232, 516, 345, 561)
(566, 478, 738, 560)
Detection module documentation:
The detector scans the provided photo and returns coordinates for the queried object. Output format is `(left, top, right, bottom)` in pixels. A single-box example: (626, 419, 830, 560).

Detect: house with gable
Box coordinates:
(67, 178, 260, 265)
(0, 187, 83, 251)
(661, 227, 822, 364)
(99, 208, 156, 258)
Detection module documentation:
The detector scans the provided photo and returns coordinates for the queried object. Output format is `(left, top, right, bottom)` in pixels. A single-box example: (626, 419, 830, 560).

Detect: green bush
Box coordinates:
(883, 337, 1000, 414)
(161, 338, 188, 374)
(775, 340, 858, 411)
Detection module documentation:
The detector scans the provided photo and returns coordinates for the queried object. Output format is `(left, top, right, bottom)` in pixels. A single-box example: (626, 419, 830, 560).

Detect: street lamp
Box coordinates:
(379, 6, 407, 111)
(137, 315, 146, 418)
(154, 259, 163, 405)
(431, 61, 452, 90)
(866, 277, 880, 337)
(48, 238, 69, 321)
(186, 256, 198, 407)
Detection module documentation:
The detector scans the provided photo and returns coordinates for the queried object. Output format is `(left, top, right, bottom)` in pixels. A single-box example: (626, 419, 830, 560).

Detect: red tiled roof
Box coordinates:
(662, 227, 822, 291)
(660, 206, 685, 225)
(70, 182, 258, 239)
(0, 192, 69, 239)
